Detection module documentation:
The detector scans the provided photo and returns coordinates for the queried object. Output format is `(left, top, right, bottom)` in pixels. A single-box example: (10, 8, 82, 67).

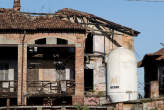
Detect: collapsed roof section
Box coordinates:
(55, 8, 140, 36)
(0, 8, 140, 36)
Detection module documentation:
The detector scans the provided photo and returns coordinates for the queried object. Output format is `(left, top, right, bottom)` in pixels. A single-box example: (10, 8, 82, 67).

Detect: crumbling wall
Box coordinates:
(87, 32, 134, 93)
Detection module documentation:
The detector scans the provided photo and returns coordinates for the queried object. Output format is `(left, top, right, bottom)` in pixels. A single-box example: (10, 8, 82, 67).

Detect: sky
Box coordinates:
(0, 0, 164, 96)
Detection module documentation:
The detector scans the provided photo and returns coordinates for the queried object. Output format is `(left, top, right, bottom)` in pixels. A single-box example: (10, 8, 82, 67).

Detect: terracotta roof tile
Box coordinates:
(33, 16, 83, 30)
(0, 10, 85, 31)
(56, 8, 94, 18)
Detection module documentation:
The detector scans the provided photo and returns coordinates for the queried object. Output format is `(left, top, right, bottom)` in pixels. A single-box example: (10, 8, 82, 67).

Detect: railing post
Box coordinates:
(50, 82, 52, 92)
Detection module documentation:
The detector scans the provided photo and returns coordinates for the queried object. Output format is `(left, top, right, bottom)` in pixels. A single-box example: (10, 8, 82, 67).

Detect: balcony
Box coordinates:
(26, 80, 75, 97)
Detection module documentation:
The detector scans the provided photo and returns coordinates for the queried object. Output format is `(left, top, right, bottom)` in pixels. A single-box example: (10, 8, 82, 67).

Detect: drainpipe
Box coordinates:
(111, 29, 114, 50)
(21, 30, 26, 105)
(104, 35, 108, 99)
(105, 30, 114, 100)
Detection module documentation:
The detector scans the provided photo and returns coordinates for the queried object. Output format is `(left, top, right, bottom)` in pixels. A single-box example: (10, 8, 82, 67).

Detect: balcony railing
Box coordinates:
(0, 80, 17, 98)
(27, 80, 75, 96)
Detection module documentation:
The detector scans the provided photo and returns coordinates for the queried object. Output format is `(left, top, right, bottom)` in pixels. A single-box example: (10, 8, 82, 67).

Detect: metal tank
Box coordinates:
(106, 47, 137, 102)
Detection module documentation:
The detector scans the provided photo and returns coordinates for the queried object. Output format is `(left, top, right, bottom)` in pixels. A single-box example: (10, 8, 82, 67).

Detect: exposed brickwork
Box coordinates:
(150, 81, 159, 98)
(72, 36, 85, 105)
(108, 33, 134, 52)
(17, 44, 27, 105)
(13, 32, 86, 106)
(72, 96, 84, 105)
(122, 35, 134, 51)
(0, 33, 86, 44)
(22, 44, 27, 105)
(17, 44, 23, 105)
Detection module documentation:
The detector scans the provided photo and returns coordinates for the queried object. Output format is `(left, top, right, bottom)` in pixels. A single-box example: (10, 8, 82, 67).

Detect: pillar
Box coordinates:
(17, 44, 27, 105)
(72, 40, 85, 105)
(116, 103, 123, 110)
(150, 81, 159, 98)
(7, 98, 10, 110)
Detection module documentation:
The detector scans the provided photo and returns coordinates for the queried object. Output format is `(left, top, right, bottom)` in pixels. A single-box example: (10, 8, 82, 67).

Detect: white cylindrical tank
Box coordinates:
(106, 47, 137, 102)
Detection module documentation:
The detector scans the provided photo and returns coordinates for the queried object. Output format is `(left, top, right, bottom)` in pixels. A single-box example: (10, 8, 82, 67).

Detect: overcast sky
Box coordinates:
(0, 0, 164, 95)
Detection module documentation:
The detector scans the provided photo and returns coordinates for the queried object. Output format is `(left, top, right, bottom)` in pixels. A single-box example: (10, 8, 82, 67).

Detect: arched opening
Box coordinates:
(32, 37, 69, 45)
(85, 33, 93, 53)
(35, 38, 46, 44)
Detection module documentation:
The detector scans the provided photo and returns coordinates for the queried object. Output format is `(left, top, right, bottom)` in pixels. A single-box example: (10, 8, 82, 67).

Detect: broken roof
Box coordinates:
(0, 9, 85, 31)
(0, 8, 140, 36)
(56, 8, 140, 36)
(138, 48, 164, 67)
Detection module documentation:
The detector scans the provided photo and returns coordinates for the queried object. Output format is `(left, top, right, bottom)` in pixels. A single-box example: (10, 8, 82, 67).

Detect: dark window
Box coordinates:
(0, 64, 9, 80)
(85, 33, 93, 53)
(158, 66, 164, 92)
(35, 38, 46, 44)
(57, 38, 68, 44)
(84, 69, 93, 91)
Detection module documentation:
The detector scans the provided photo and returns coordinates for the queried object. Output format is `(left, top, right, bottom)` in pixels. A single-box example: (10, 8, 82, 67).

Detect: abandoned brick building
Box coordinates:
(138, 48, 164, 98)
(0, 0, 140, 106)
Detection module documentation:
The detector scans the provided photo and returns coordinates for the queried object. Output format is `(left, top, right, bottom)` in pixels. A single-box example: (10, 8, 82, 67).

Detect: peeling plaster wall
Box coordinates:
(93, 35, 104, 54)
(0, 35, 18, 44)
(87, 32, 134, 93)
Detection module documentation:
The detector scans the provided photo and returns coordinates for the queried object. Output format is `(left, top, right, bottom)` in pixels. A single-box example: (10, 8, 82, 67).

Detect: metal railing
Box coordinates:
(27, 80, 75, 96)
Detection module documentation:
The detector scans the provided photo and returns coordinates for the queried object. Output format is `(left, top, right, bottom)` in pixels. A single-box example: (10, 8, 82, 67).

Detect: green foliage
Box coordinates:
(83, 105, 90, 110)
(75, 104, 82, 110)
(75, 104, 90, 110)
(88, 89, 95, 93)
(97, 91, 105, 97)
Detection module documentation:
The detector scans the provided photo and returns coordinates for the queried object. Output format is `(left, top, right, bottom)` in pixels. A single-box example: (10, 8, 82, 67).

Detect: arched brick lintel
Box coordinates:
(25, 33, 86, 44)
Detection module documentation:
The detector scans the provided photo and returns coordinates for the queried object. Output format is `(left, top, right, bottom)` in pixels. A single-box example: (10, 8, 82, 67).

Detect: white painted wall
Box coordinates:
(93, 35, 105, 54)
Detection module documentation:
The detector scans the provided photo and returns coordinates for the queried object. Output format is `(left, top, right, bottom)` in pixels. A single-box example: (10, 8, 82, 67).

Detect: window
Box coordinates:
(57, 38, 68, 45)
(84, 69, 93, 91)
(35, 38, 46, 44)
(85, 33, 93, 53)
(0, 64, 9, 81)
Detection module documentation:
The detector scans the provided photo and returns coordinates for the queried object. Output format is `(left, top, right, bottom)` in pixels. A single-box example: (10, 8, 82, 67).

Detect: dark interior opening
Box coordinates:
(0, 47, 18, 81)
(10, 98, 17, 106)
(0, 98, 7, 107)
(85, 33, 93, 53)
(84, 69, 93, 91)
(0, 47, 17, 59)
(35, 38, 46, 44)
(53, 96, 72, 106)
(27, 96, 72, 106)
(27, 97, 44, 105)
(57, 38, 68, 44)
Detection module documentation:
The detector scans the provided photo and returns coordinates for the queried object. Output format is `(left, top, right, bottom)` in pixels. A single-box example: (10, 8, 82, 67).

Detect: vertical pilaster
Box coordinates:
(72, 36, 85, 105)
(17, 44, 22, 105)
(150, 81, 159, 98)
(17, 44, 27, 105)
(23, 44, 27, 105)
